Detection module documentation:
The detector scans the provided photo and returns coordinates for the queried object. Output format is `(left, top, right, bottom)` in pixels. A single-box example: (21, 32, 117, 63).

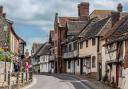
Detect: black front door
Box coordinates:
(98, 63, 102, 80)
(80, 59, 83, 75)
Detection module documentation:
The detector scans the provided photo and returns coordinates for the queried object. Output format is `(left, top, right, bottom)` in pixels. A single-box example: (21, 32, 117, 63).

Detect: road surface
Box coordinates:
(23, 74, 90, 89)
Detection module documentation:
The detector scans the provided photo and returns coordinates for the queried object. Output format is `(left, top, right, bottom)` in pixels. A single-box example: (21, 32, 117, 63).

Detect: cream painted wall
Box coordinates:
(10, 32, 19, 54)
(79, 38, 98, 73)
(101, 41, 117, 78)
(40, 55, 49, 73)
(101, 40, 106, 78)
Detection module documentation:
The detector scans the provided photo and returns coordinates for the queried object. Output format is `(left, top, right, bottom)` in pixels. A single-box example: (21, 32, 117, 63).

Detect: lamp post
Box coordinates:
(19, 41, 26, 72)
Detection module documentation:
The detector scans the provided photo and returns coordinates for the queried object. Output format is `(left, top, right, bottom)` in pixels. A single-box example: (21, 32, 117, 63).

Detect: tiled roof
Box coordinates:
(32, 43, 43, 55)
(97, 18, 111, 37)
(58, 17, 79, 27)
(67, 21, 88, 36)
(90, 10, 112, 19)
(86, 17, 109, 38)
(37, 42, 51, 56)
(81, 17, 110, 41)
(108, 15, 128, 43)
(78, 18, 98, 38)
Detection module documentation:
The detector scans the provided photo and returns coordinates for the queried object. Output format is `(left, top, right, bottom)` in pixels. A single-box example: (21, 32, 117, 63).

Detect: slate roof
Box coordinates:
(78, 18, 98, 38)
(32, 43, 43, 55)
(85, 17, 109, 38)
(66, 21, 88, 36)
(79, 17, 110, 41)
(106, 15, 128, 44)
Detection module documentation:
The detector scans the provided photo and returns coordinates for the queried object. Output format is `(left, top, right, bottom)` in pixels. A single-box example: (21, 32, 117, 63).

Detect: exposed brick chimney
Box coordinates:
(117, 3, 123, 12)
(78, 2, 89, 20)
(0, 6, 3, 15)
(111, 3, 123, 27)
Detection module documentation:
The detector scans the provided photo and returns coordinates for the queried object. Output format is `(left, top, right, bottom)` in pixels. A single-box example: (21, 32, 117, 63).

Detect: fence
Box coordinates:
(0, 71, 33, 89)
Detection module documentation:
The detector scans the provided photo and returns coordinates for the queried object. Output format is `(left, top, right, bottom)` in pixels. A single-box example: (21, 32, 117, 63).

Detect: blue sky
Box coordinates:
(0, 0, 128, 54)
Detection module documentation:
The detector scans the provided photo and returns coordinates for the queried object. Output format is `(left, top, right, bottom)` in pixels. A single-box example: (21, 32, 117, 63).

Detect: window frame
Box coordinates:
(92, 38, 96, 46)
(92, 56, 96, 68)
(86, 40, 88, 48)
(68, 61, 71, 69)
(80, 42, 83, 49)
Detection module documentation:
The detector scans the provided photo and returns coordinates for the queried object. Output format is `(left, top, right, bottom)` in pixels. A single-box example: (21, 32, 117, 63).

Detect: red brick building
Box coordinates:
(53, 2, 90, 73)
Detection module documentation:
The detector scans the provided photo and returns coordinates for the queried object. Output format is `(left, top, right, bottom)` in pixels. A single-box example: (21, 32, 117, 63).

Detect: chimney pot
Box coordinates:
(117, 3, 123, 12)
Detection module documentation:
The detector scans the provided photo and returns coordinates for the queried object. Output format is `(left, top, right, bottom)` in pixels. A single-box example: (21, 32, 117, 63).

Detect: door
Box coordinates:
(98, 63, 102, 80)
(80, 58, 83, 75)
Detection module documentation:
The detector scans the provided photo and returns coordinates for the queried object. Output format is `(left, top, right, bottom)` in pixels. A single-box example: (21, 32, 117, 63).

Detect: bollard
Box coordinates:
(31, 71, 33, 79)
(29, 71, 31, 80)
(21, 72, 24, 84)
(26, 72, 27, 81)
(8, 71, 10, 85)
(16, 72, 19, 84)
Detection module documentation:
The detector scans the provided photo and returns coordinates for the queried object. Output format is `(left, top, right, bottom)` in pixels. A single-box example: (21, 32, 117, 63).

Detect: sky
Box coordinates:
(0, 0, 128, 54)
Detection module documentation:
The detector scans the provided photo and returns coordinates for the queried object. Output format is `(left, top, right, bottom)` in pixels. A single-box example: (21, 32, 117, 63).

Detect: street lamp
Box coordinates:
(19, 40, 26, 72)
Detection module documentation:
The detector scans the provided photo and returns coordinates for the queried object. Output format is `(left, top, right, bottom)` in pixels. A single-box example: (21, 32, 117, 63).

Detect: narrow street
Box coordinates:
(25, 74, 90, 89)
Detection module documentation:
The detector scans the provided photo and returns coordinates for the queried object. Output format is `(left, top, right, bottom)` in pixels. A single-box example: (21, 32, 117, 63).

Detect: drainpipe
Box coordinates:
(116, 42, 122, 86)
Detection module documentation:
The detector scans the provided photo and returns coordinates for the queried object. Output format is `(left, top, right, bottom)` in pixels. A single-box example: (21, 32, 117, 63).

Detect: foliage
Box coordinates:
(0, 48, 14, 62)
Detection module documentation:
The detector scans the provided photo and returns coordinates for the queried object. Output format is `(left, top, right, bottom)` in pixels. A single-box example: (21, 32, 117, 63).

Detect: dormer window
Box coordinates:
(92, 38, 96, 46)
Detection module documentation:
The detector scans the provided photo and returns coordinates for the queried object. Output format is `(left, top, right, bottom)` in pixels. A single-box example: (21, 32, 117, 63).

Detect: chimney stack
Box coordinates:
(117, 3, 123, 12)
(78, 2, 89, 20)
(0, 6, 3, 15)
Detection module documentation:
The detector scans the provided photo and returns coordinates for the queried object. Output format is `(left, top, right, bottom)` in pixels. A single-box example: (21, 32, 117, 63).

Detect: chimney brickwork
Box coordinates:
(78, 2, 89, 20)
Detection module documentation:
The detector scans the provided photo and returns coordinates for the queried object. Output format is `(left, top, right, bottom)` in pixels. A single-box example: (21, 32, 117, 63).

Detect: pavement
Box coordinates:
(61, 74, 115, 89)
(23, 74, 91, 89)
(21, 73, 117, 89)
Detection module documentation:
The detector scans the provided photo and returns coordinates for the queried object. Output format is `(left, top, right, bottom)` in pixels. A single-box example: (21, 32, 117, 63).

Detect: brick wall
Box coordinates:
(125, 40, 128, 68)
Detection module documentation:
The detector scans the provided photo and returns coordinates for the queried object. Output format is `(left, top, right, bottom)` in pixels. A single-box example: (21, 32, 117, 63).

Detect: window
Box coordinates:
(74, 41, 77, 50)
(51, 62, 54, 68)
(69, 44, 72, 52)
(119, 42, 123, 59)
(92, 56, 96, 68)
(80, 42, 83, 49)
(86, 40, 88, 47)
(92, 38, 96, 46)
(77, 60, 79, 66)
(53, 50, 54, 54)
(43, 56, 45, 61)
(68, 61, 71, 69)
(55, 41, 57, 47)
(86, 58, 91, 68)
(83, 59, 85, 66)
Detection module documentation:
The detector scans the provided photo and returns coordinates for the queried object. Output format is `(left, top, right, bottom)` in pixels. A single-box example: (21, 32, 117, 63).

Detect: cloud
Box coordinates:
(0, 0, 128, 52)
